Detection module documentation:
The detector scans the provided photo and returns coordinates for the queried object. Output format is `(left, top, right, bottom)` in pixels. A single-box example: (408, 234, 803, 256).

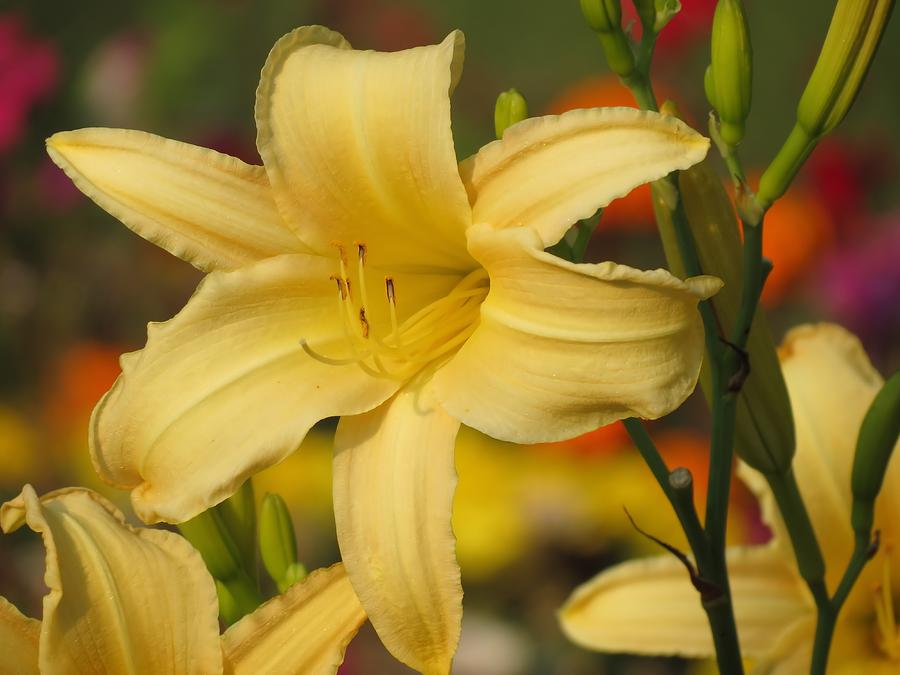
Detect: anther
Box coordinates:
(356, 242, 367, 266)
(331, 241, 348, 268)
(329, 275, 348, 300)
(359, 307, 370, 338)
(385, 277, 396, 305)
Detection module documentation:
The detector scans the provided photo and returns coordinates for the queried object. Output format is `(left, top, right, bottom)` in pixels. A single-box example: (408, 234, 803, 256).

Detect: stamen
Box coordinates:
(872, 544, 900, 660)
(329, 275, 348, 300)
(355, 242, 370, 309)
(356, 242, 367, 266)
(385, 277, 400, 345)
(359, 307, 370, 339)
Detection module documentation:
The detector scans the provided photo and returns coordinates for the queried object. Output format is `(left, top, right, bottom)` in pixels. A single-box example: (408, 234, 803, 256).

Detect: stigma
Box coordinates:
(300, 241, 489, 380)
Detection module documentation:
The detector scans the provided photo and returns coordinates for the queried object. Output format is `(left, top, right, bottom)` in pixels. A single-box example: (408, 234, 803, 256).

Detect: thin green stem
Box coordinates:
(623, 418, 708, 566)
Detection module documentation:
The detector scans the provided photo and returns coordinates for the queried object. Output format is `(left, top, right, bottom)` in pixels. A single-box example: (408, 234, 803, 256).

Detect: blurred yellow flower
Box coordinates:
(48, 24, 718, 673)
(0, 485, 364, 674)
(560, 324, 900, 674)
(0, 406, 38, 488)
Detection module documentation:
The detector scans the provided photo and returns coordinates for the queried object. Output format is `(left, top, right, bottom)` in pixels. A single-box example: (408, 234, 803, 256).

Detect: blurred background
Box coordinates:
(1, 1, 898, 673)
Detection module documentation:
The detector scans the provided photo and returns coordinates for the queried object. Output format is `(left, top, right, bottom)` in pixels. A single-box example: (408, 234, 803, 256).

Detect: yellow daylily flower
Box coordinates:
(48, 25, 718, 674)
(0, 484, 365, 675)
(560, 323, 900, 674)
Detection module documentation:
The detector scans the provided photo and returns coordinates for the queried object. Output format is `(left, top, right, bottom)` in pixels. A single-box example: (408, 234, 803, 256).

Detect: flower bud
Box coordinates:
(214, 479, 256, 577)
(707, 0, 753, 146)
(178, 508, 244, 581)
(653, 159, 795, 474)
(851, 371, 900, 535)
(579, 0, 621, 32)
(758, 0, 893, 208)
(580, 0, 635, 78)
(632, 0, 656, 32)
(494, 89, 528, 139)
(259, 492, 301, 593)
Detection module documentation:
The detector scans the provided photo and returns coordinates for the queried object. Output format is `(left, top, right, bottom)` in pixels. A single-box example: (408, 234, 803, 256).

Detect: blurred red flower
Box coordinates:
(0, 14, 58, 155)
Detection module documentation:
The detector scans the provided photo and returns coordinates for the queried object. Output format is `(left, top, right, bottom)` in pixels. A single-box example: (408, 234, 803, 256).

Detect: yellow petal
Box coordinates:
(434, 224, 721, 443)
(47, 128, 307, 272)
(255, 26, 474, 270)
(91, 253, 401, 524)
(460, 107, 709, 247)
(560, 546, 810, 658)
(333, 383, 462, 675)
(222, 563, 365, 674)
(0, 485, 222, 674)
(737, 323, 889, 590)
(0, 596, 39, 675)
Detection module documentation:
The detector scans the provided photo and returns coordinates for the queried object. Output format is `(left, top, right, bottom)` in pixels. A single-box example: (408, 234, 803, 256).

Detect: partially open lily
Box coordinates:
(47, 25, 718, 673)
(560, 323, 900, 674)
(0, 485, 365, 674)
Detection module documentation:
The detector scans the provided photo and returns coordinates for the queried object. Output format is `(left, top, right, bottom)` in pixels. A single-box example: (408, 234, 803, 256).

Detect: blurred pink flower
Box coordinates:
(0, 14, 58, 154)
(82, 31, 150, 126)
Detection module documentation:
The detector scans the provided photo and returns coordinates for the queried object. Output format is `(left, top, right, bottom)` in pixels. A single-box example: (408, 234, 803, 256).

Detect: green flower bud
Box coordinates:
(851, 371, 900, 535)
(494, 88, 529, 139)
(281, 562, 308, 593)
(580, 0, 635, 78)
(653, 159, 795, 474)
(653, 0, 682, 33)
(579, 0, 621, 32)
(178, 508, 244, 581)
(214, 479, 256, 577)
(707, 0, 753, 146)
(632, 0, 656, 32)
(758, 0, 893, 208)
(259, 492, 300, 593)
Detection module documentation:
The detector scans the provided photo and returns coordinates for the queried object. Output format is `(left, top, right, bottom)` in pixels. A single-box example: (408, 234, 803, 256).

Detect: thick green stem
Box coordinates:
(766, 470, 826, 586)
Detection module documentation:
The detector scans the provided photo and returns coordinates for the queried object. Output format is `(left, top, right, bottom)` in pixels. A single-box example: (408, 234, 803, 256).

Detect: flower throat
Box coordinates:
(301, 242, 488, 381)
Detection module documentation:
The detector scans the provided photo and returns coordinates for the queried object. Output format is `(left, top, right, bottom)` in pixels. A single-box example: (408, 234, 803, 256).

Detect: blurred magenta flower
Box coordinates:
(0, 14, 58, 154)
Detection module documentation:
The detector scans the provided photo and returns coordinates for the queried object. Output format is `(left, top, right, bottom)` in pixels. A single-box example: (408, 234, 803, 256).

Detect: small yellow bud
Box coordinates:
(493, 88, 529, 139)
(851, 371, 900, 535)
(579, 0, 621, 32)
(707, 0, 753, 146)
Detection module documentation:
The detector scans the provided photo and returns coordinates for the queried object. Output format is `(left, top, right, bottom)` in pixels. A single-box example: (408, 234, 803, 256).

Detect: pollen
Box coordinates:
(300, 242, 489, 380)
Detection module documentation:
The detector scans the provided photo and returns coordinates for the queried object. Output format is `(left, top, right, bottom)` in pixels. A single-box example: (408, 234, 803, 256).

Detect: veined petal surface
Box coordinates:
(0, 486, 222, 675)
(334, 383, 462, 675)
(222, 563, 365, 675)
(90, 253, 402, 524)
(47, 129, 308, 272)
(0, 596, 39, 675)
(434, 225, 721, 443)
(460, 107, 709, 247)
(256, 26, 474, 271)
(560, 546, 810, 658)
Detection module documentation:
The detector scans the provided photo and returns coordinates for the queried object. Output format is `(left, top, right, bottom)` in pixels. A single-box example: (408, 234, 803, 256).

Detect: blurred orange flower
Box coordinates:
(44, 342, 122, 434)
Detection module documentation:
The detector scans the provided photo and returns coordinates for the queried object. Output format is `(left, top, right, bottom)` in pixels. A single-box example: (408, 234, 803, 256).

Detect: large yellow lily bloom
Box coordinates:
(48, 25, 718, 673)
(0, 485, 365, 674)
(561, 323, 900, 674)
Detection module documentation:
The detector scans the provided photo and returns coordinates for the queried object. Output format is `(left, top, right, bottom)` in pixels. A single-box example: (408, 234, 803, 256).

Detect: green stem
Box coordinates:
(765, 470, 826, 587)
(623, 418, 708, 566)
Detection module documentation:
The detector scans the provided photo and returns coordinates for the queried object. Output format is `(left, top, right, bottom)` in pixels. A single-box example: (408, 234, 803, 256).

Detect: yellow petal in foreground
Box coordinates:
(460, 107, 710, 247)
(91, 253, 401, 524)
(333, 384, 462, 675)
(47, 129, 308, 273)
(0, 596, 40, 675)
(560, 545, 810, 658)
(222, 563, 365, 675)
(0, 485, 223, 674)
(256, 26, 474, 270)
(434, 224, 721, 443)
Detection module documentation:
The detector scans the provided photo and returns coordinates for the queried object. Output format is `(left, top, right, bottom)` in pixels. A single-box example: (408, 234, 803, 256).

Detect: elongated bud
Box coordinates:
(494, 88, 528, 139)
(652, 159, 795, 474)
(758, 0, 894, 208)
(851, 371, 900, 535)
(707, 0, 752, 146)
(259, 492, 301, 593)
(179, 508, 244, 581)
(632, 0, 656, 32)
(580, 0, 635, 78)
(215, 479, 256, 578)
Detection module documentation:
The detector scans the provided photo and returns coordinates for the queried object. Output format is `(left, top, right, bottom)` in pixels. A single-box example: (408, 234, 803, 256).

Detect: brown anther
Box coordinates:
(356, 242, 367, 266)
(359, 307, 370, 338)
(385, 277, 396, 305)
(329, 275, 348, 300)
(345, 278, 353, 300)
(331, 241, 348, 268)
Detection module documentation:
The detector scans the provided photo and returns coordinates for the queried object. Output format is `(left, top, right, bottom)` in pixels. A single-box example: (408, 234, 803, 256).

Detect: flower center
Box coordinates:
(872, 544, 900, 660)
(301, 241, 489, 381)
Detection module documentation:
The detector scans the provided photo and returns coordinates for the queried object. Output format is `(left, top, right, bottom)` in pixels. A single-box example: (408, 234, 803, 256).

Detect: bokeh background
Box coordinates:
(1, 1, 899, 673)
